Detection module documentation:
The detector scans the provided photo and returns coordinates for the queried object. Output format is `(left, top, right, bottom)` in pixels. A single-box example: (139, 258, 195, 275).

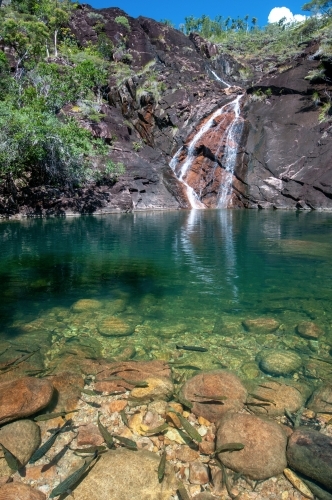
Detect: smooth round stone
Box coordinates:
(0, 419, 40, 466)
(71, 299, 103, 313)
(216, 413, 287, 480)
(296, 321, 324, 339)
(104, 299, 126, 315)
(98, 316, 136, 337)
(308, 383, 332, 413)
(241, 361, 261, 379)
(247, 380, 305, 417)
(259, 350, 302, 376)
(242, 317, 280, 334)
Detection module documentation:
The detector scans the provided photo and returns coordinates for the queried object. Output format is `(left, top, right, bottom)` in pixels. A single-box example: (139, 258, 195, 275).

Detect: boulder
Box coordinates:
(247, 380, 305, 417)
(0, 419, 40, 466)
(242, 318, 280, 334)
(307, 383, 332, 413)
(130, 376, 173, 402)
(0, 377, 53, 424)
(258, 350, 302, 376)
(216, 413, 287, 480)
(0, 483, 46, 500)
(296, 321, 324, 339)
(97, 316, 136, 337)
(179, 370, 247, 422)
(66, 448, 177, 500)
(45, 372, 84, 412)
(287, 428, 332, 491)
(71, 299, 103, 312)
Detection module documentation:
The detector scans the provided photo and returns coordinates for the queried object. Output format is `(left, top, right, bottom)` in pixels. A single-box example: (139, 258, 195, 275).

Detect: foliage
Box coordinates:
(114, 15, 130, 31)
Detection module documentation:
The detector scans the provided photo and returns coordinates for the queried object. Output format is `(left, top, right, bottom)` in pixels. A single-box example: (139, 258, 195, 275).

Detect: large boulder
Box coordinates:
(0, 377, 53, 424)
(247, 380, 305, 417)
(287, 428, 332, 491)
(66, 448, 177, 500)
(216, 413, 287, 480)
(179, 370, 247, 422)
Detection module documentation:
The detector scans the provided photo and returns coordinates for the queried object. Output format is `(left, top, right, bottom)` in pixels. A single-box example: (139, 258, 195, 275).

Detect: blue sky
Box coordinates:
(87, 1, 308, 27)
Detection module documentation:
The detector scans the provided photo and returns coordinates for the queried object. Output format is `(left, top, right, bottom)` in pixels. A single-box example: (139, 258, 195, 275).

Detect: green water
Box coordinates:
(1, 210, 332, 382)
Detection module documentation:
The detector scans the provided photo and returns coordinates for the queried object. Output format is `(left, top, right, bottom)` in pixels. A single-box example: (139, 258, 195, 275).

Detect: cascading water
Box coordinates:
(209, 69, 231, 88)
(170, 92, 244, 209)
(217, 94, 244, 208)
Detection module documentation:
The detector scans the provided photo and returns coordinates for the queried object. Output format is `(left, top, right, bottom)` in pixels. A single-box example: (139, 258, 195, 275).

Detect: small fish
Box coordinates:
(177, 481, 191, 500)
(82, 399, 101, 408)
(143, 423, 168, 435)
(120, 410, 129, 427)
(49, 453, 98, 498)
(73, 445, 106, 455)
(212, 442, 244, 455)
(194, 394, 228, 401)
(176, 345, 208, 352)
(113, 435, 138, 450)
(41, 444, 70, 472)
(197, 400, 225, 405)
(34, 410, 78, 421)
(248, 393, 276, 404)
(215, 459, 238, 500)
(29, 419, 72, 464)
(80, 388, 103, 396)
(0, 443, 21, 471)
(309, 356, 332, 365)
(176, 393, 193, 410)
(174, 365, 201, 371)
(168, 409, 202, 443)
(97, 413, 114, 449)
(246, 402, 272, 407)
(258, 384, 275, 390)
(158, 448, 166, 483)
(285, 408, 295, 425)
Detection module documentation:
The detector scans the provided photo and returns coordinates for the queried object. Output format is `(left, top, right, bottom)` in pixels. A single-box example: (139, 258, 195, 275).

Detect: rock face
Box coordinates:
(0, 419, 41, 466)
(0, 377, 53, 424)
(179, 370, 247, 422)
(0, 483, 46, 500)
(287, 428, 332, 491)
(66, 448, 177, 500)
(216, 413, 288, 480)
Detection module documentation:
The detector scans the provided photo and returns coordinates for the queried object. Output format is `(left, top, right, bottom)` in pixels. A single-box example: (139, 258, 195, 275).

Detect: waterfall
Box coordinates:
(210, 69, 231, 88)
(170, 92, 244, 209)
(217, 94, 244, 208)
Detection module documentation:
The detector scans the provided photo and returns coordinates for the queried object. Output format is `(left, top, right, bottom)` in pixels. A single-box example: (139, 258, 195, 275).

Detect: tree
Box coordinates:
(302, 0, 332, 14)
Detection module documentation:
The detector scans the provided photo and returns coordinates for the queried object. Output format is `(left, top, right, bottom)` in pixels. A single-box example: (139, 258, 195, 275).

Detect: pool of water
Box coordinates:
(1, 210, 332, 384)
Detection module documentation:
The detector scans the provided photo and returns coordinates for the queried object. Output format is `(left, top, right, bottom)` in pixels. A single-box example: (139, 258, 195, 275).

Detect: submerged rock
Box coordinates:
(0, 483, 46, 500)
(216, 413, 287, 480)
(98, 316, 136, 336)
(0, 377, 53, 424)
(258, 350, 302, 376)
(179, 370, 247, 422)
(242, 317, 280, 334)
(130, 376, 173, 402)
(247, 380, 305, 417)
(71, 299, 103, 313)
(307, 383, 332, 413)
(46, 371, 84, 412)
(0, 419, 40, 466)
(287, 428, 332, 491)
(296, 321, 324, 339)
(66, 448, 177, 500)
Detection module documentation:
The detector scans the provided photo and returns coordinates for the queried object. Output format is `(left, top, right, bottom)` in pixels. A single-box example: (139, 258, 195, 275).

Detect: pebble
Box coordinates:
(189, 462, 209, 484)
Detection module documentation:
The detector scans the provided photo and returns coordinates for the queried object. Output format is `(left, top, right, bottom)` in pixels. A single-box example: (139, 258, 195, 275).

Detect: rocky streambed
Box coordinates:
(0, 353, 331, 499)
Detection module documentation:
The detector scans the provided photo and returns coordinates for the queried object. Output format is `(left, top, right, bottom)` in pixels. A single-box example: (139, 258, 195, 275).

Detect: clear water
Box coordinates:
(1, 210, 332, 382)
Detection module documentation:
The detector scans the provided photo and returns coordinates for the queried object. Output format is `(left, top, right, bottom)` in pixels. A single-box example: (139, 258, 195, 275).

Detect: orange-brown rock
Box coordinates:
(77, 423, 104, 447)
(189, 462, 209, 484)
(0, 377, 53, 425)
(242, 317, 280, 333)
(45, 371, 84, 412)
(216, 413, 287, 480)
(0, 483, 46, 500)
(179, 370, 247, 422)
(109, 399, 128, 414)
(247, 380, 305, 417)
(0, 419, 40, 466)
(175, 445, 200, 462)
(296, 321, 324, 339)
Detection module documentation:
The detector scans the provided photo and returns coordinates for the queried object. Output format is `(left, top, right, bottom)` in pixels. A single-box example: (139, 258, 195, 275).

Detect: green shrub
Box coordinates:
(114, 16, 130, 31)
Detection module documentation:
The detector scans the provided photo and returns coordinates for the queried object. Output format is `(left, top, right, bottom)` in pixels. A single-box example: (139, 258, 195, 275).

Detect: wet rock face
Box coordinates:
(216, 413, 287, 480)
(287, 428, 332, 491)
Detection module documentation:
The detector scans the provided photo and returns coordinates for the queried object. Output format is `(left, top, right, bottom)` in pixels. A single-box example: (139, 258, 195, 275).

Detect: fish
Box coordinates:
(176, 345, 208, 352)
(246, 402, 272, 407)
(73, 445, 106, 455)
(194, 394, 228, 401)
(258, 384, 275, 390)
(29, 419, 72, 464)
(173, 365, 201, 371)
(309, 356, 332, 365)
(0, 443, 21, 471)
(120, 410, 129, 427)
(158, 448, 166, 483)
(212, 443, 244, 455)
(213, 459, 238, 500)
(143, 423, 168, 435)
(284, 408, 295, 426)
(196, 400, 225, 405)
(49, 453, 98, 498)
(113, 435, 138, 450)
(168, 409, 202, 443)
(34, 410, 78, 421)
(80, 388, 103, 396)
(41, 444, 70, 472)
(177, 481, 191, 500)
(82, 400, 102, 408)
(248, 393, 276, 404)
(176, 393, 193, 410)
(97, 413, 114, 449)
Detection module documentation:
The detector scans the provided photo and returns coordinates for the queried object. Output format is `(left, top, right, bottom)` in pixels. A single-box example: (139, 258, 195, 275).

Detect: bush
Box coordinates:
(114, 16, 130, 31)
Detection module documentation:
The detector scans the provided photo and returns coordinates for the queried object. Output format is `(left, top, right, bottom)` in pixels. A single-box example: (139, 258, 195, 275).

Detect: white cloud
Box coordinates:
(268, 7, 306, 24)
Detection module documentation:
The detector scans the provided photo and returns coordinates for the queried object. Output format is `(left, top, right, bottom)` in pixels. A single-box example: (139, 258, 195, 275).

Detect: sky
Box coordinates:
(86, 0, 308, 27)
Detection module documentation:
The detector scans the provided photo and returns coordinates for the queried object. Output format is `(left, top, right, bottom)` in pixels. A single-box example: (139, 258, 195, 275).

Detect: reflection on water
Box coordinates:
(0, 210, 332, 383)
